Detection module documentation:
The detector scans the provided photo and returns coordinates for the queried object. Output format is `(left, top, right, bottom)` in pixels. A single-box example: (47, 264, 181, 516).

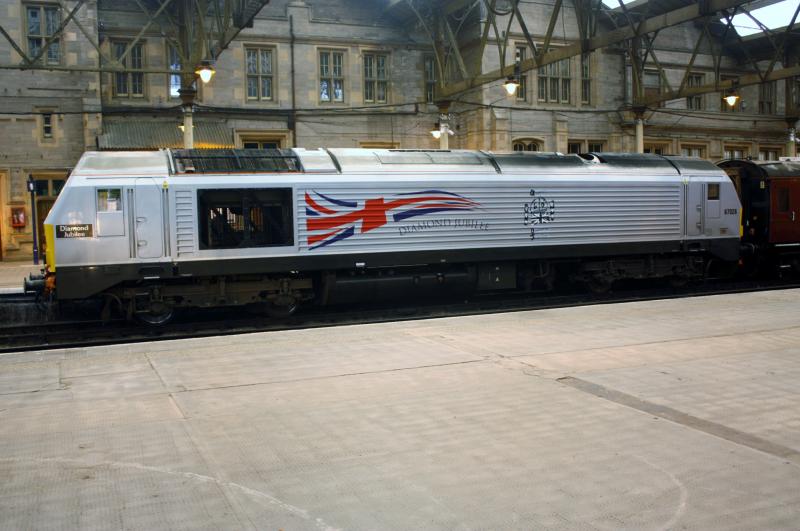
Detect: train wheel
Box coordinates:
(136, 301, 175, 325)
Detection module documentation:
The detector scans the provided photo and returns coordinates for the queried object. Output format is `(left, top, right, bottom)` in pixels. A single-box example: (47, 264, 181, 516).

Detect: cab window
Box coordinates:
(97, 189, 122, 212)
(96, 188, 124, 237)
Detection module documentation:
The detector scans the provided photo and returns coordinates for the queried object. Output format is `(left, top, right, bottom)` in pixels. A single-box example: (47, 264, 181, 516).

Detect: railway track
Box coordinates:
(1, 278, 798, 354)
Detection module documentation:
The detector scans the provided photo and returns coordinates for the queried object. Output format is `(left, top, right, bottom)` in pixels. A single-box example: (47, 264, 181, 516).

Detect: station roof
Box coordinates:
(98, 120, 234, 150)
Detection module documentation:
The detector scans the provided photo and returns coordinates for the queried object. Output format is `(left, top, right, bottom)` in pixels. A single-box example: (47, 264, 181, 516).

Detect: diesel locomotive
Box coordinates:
(26, 148, 743, 323)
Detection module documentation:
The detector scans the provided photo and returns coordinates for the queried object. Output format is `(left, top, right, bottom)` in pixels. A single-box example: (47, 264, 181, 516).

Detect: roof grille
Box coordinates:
(170, 149, 300, 174)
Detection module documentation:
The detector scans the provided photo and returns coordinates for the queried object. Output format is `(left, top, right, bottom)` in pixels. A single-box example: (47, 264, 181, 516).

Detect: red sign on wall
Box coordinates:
(11, 207, 26, 228)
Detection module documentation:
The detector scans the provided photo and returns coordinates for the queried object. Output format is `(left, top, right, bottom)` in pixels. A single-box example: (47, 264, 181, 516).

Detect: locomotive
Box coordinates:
(26, 148, 743, 323)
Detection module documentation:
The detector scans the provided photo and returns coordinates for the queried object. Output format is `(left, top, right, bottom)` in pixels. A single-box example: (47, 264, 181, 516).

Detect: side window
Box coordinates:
(777, 188, 790, 212)
(96, 188, 124, 236)
(98, 189, 122, 211)
(198, 188, 293, 250)
(707, 183, 720, 200)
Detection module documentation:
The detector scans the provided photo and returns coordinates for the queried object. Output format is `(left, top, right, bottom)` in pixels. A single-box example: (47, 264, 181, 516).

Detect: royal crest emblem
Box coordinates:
(523, 189, 555, 239)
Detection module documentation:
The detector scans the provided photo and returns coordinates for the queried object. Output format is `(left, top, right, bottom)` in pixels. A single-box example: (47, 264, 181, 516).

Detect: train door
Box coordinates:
(134, 178, 164, 259)
(686, 182, 704, 236)
(769, 179, 800, 244)
(704, 182, 721, 229)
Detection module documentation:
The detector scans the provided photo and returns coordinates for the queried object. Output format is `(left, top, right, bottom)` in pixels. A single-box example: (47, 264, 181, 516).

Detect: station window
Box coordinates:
(567, 142, 582, 154)
(580, 53, 591, 105)
(246, 47, 274, 101)
(25, 3, 61, 64)
(198, 188, 293, 249)
(538, 57, 570, 103)
(363, 52, 388, 104)
(319, 50, 345, 103)
(34, 177, 66, 197)
(168, 46, 198, 99)
(758, 148, 781, 161)
(515, 46, 528, 102)
(112, 41, 145, 98)
(242, 139, 280, 149)
(724, 144, 750, 159)
(707, 183, 720, 200)
(681, 144, 706, 158)
(686, 73, 704, 110)
(512, 139, 539, 151)
(587, 141, 604, 152)
(759, 82, 775, 114)
(41, 113, 53, 139)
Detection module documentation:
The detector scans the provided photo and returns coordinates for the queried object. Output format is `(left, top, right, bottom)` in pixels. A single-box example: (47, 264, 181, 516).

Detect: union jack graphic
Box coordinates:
(305, 190, 480, 249)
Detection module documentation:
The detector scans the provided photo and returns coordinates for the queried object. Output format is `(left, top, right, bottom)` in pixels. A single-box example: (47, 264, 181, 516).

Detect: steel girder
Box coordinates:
(399, 0, 799, 117)
(0, 0, 271, 75)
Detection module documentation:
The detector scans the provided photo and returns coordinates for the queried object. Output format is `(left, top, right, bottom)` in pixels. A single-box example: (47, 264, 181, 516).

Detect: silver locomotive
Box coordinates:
(30, 148, 741, 322)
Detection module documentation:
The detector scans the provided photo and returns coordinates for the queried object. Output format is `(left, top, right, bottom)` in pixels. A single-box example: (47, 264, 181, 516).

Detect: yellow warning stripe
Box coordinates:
(44, 224, 56, 272)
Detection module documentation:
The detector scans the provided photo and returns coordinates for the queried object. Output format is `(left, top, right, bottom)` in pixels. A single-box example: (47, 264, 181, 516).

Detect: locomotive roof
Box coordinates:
(70, 148, 724, 177)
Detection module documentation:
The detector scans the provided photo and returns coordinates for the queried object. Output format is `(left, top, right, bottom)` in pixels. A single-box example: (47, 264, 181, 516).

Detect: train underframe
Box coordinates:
(94, 251, 719, 324)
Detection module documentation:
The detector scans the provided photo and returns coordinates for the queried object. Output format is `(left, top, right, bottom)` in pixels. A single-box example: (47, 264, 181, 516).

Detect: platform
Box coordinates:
(1, 289, 799, 530)
(0, 261, 38, 292)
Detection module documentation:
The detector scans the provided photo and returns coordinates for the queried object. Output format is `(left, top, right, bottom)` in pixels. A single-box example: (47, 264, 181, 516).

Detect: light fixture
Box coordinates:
(195, 60, 216, 83)
(178, 124, 194, 131)
(503, 63, 521, 96)
(503, 76, 520, 96)
(431, 122, 442, 139)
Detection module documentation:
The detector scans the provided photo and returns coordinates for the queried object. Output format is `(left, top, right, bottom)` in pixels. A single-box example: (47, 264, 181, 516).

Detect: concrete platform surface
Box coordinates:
(0, 261, 39, 291)
(1, 289, 800, 530)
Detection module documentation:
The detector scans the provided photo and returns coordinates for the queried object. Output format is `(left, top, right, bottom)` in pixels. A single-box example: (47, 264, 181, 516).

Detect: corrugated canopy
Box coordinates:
(98, 120, 234, 150)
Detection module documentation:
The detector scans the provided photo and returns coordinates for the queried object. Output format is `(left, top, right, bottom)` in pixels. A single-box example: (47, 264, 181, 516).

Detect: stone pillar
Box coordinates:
(635, 118, 644, 153)
(437, 102, 451, 150)
(787, 120, 798, 158)
(554, 114, 568, 153)
(179, 86, 197, 149)
(182, 106, 194, 149)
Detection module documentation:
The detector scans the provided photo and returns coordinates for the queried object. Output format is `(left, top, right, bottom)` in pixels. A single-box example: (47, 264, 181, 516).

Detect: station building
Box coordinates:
(0, 0, 797, 260)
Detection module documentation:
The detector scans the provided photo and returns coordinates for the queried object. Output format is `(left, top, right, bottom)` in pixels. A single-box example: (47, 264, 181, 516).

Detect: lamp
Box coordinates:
(503, 76, 520, 96)
(503, 63, 521, 96)
(724, 80, 739, 108)
(431, 122, 442, 139)
(195, 60, 216, 83)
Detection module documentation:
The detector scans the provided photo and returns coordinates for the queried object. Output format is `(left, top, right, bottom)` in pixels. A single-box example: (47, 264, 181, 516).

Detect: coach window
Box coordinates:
(778, 189, 790, 212)
(96, 188, 124, 237)
(198, 188, 293, 249)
